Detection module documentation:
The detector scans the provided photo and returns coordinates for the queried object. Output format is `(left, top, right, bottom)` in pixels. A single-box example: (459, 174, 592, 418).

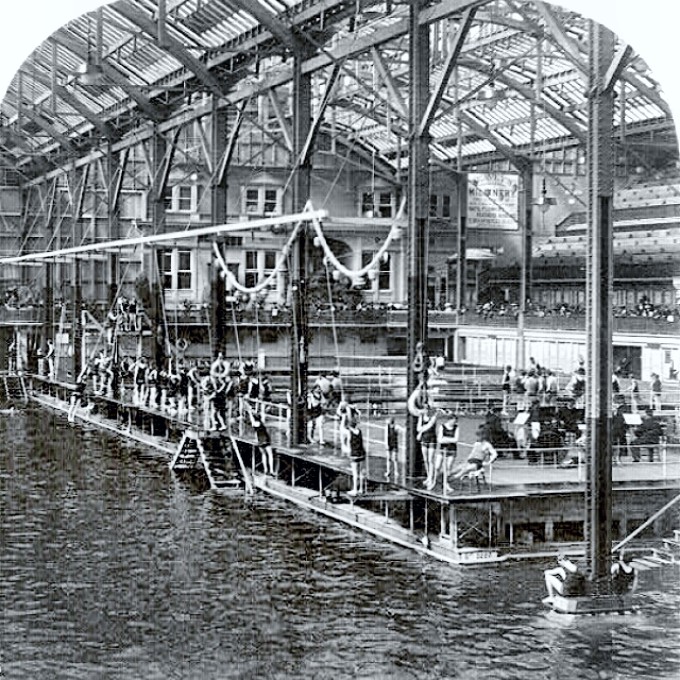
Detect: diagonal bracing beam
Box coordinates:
(418, 6, 478, 137)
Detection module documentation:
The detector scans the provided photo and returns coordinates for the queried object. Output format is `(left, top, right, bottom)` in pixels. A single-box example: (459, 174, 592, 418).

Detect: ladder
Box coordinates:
(197, 436, 243, 492)
(169, 430, 201, 471)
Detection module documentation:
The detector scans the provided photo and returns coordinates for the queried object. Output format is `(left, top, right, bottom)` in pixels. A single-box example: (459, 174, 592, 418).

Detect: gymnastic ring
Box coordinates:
(176, 338, 189, 352)
(210, 360, 229, 380)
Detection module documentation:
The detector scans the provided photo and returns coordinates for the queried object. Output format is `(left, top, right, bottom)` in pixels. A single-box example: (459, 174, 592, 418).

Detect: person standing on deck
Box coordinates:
(347, 416, 366, 495)
(437, 411, 459, 494)
(45, 339, 55, 380)
(417, 405, 439, 490)
(68, 363, 91, 423)
(132, 355, 148, 406)
(249, 406, 275, 476)
(384, 417, 400, 483)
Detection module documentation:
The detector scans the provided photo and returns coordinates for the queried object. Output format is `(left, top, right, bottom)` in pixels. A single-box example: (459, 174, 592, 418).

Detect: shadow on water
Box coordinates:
(0, 407, 678, 679)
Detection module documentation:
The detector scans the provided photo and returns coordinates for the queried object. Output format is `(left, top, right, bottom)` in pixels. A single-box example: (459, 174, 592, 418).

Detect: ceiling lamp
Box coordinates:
(77, 10, 105, 87)
(534, 179, 557, 213)
(76, 60, 104, 87)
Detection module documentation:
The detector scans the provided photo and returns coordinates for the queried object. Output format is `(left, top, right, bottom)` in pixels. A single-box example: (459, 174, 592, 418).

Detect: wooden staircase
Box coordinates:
(627, 530, 680, 572)
(170, 430, 243, 492)
(3, 373, 27, 404)
(198, 436, 243, 492)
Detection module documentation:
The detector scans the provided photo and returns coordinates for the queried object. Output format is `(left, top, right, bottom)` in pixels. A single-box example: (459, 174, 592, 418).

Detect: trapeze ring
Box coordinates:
(176, 338, 189, 352)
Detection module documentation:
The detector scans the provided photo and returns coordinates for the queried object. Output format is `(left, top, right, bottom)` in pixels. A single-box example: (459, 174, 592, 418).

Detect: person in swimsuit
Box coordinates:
(450, 428, 498, 481)
(437, 411, 459, 494)
(417, 406, 438, 490)
(249, 406, 275, 475)
(347, 416, 366, 495)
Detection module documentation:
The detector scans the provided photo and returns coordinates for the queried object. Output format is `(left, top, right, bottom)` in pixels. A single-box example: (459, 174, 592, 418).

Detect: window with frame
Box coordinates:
(359, 189, 398, 218)
(245, 250, 258, 288)
(361, 251, 391, 291)
(157, 249, 193, 290)
(164, 184, 197, 213)
(242, 186, 282, 216)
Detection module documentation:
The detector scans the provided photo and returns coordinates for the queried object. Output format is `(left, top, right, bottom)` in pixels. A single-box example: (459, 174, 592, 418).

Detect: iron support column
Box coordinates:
(211, 105, 229, 357)
(455, 172, 467, 313)
(406, 0, 431, 479)
(290, 52, 312, 446)
(73, 258, 82, 378)
(585, 22, 615, 584)
(517, 163, 533, 370)
(150, 131, 167, 369)
(43, 262, 53, 347)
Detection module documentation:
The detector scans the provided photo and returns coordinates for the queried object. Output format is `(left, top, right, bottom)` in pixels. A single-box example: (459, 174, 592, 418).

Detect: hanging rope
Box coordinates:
(323, 256, 341, 377)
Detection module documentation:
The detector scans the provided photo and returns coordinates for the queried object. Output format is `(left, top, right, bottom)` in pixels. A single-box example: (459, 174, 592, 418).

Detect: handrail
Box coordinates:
(612, 492, 680, 553)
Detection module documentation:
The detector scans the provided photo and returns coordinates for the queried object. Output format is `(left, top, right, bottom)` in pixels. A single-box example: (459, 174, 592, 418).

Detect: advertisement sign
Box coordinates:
(467, 173, 519, 230)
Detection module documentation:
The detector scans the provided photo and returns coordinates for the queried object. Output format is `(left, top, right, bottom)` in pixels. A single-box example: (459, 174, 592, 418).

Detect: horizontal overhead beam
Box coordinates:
(0, 208, 328, 265)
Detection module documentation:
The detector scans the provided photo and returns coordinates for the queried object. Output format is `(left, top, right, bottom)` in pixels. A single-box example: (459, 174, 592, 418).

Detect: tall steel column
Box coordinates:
(406, 0, 431, 478)
(585, 22, 615, 584)
(150, 131, 168, 369)
(455, 172, 467, 313)
(72, 258, 82, 378)
(211, 105, 229, 358)
(290, 52, 312, 445)
(517, 163, 533, 370)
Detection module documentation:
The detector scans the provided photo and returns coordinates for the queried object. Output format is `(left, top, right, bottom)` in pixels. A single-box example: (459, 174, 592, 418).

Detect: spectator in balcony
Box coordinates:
(525, 369, 539, 405)
(544, 370, 558, 406)
(650, 373, 662, 412)
(612, 403, 628, 462)
(514, 369, 527, 411)
(633, 408, 663, 462)
(501, 365, 514, 414)
(628, 374, 640, 413)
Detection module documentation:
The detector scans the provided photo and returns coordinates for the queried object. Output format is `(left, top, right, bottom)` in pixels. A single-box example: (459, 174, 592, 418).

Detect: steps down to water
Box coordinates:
(3, 374, 27, 403)
(170, 430, 243, 492)
(628, 529, 680, 572)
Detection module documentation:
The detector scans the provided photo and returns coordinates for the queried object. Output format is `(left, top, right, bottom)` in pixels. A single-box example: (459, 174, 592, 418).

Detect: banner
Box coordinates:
(467, 173, 519, 230)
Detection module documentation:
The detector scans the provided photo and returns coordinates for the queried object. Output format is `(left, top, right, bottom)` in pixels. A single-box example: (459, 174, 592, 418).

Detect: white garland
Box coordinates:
(212, 199, 406, 293)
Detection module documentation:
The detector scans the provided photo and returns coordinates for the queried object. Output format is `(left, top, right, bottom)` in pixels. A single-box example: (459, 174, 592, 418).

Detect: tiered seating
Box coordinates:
(615, 183, 680, 209)
(535, 226, 680, 264)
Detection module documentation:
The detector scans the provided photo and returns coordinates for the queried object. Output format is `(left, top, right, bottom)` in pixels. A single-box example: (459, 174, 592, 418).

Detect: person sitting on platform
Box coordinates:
(347, 416, 366, 496)
(633, 408, 663, 462)
(544, 554, 587, 601)
(450, 428, 498, 482)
